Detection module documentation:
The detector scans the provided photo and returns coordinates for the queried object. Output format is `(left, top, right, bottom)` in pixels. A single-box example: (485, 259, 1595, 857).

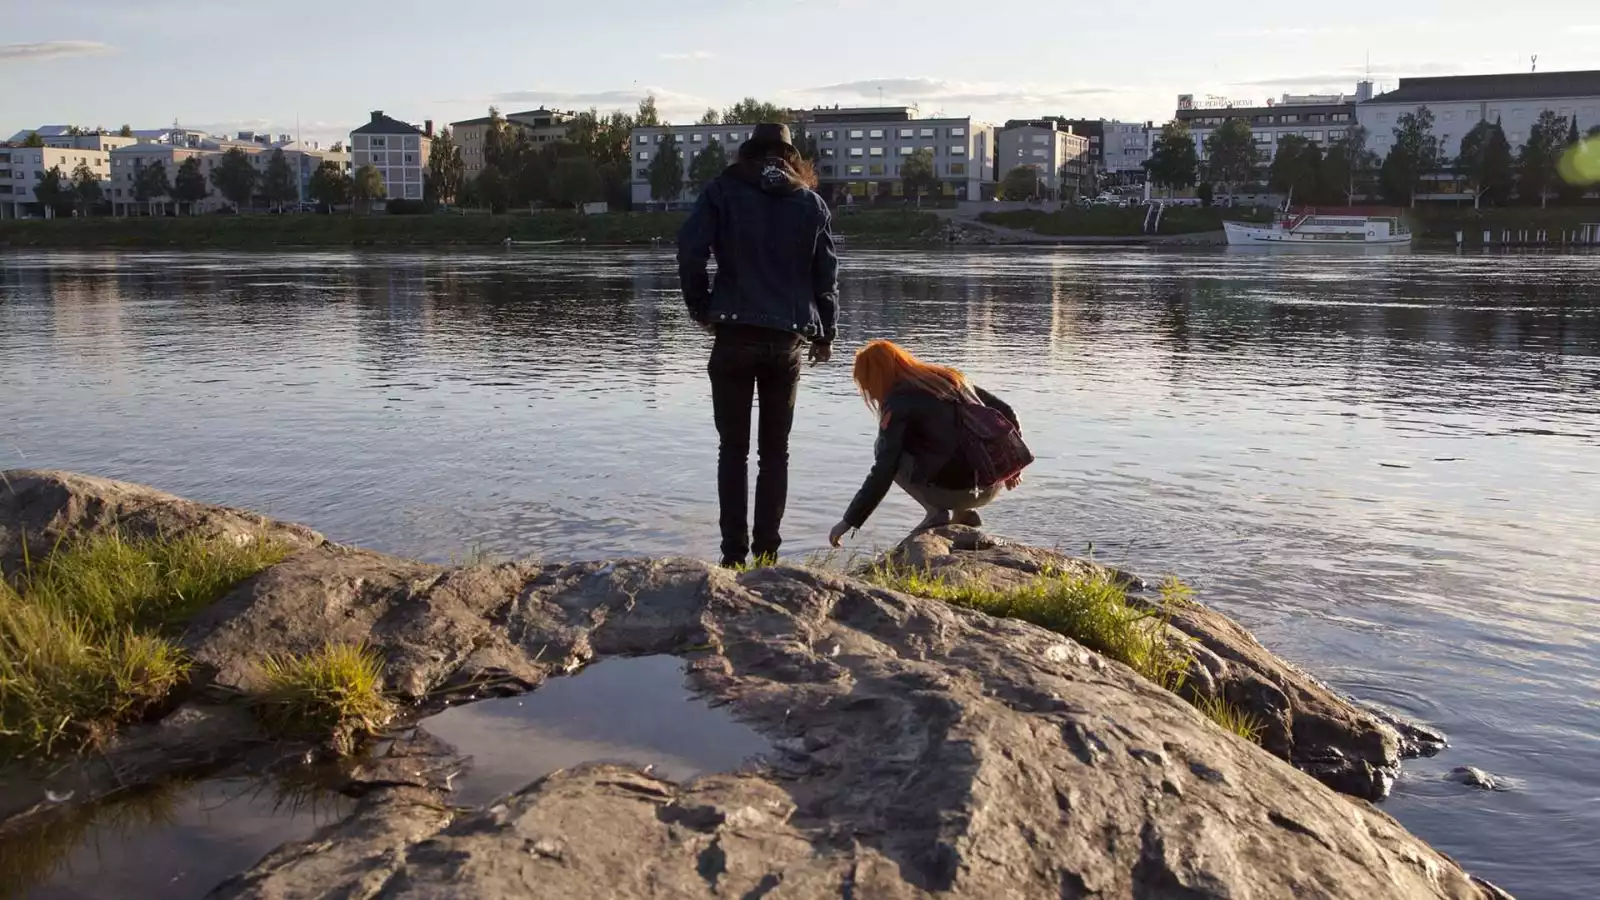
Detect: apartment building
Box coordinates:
(1101, 120, 1152, 177)
(1177, 88, 1361, 166)
(349, 110, 432, 202)
(451, 108, 575, 179)
(626, 123, 767, 206)
(0, 145, 112, 218)
(997, 120, 1090, 198)
(1357, 70, 1600, 160)
(803, 107, 997, 203)
(104, 138, 351, 215)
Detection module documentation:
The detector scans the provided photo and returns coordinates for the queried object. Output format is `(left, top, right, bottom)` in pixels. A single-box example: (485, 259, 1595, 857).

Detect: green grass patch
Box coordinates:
(252, 643, 393, 756)
(1195, 694, 1266, 744)
(867, 563, 1193, 691)
(0, 532, 288, 759)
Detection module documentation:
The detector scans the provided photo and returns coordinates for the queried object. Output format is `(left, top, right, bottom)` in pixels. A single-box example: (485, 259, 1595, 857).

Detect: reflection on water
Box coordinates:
(0, 248, 1597, 898)
(421, 655, 770, 808)
(1, 776, 351, 900)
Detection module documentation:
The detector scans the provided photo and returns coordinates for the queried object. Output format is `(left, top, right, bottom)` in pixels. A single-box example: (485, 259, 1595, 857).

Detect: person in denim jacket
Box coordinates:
(678, 123, 840, 567)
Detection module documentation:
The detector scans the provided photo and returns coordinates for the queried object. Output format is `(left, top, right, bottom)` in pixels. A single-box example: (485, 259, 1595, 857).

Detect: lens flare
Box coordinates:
(1558, 139, 1600, 186)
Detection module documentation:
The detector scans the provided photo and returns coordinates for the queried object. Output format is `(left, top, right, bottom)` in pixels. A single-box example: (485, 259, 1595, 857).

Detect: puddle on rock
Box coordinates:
(3, 776, 354, 900)
(421, 654, 771, 807)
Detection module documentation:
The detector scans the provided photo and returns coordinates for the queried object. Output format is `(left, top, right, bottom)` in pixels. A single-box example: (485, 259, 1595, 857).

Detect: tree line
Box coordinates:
(1144, 107, 1600, 208)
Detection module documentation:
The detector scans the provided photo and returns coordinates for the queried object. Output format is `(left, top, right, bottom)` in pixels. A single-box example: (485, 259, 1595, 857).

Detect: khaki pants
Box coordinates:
(895, 454, 1001, 531)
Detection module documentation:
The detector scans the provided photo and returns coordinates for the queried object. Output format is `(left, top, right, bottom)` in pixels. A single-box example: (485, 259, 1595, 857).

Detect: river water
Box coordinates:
(1, 248, 1596, 898)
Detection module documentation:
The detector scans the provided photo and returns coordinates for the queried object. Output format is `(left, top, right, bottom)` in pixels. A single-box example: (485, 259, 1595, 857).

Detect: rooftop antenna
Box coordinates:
(1531, 54, 1538, 73)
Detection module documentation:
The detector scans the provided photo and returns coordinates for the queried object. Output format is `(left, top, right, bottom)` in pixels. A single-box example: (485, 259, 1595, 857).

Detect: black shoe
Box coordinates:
(720, 556, 747, 570)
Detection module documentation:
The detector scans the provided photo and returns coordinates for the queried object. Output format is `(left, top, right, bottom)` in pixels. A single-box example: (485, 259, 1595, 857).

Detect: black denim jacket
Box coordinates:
(677, 162, 840, 344)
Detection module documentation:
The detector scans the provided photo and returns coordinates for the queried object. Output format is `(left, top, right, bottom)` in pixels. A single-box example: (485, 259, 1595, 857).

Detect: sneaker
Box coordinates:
(913, 510, 953, 532)
(719, 556, 747, 570)
(953, 510, 983, 527)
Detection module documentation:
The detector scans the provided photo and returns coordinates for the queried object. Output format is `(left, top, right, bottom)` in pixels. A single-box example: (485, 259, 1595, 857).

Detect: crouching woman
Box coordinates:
(829, 340, 1031, 546)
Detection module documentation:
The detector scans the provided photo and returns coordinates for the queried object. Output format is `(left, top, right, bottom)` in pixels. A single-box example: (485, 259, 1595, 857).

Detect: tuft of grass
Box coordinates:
(0, 531, 289, 759)
(867, 563, 1193, 691)
(1196, 695, 1267, 744)
(252, 643, 394, 756)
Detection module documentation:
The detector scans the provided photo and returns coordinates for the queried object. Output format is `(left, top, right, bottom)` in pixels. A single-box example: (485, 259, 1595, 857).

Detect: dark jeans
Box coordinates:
(709, 326, 803, 562)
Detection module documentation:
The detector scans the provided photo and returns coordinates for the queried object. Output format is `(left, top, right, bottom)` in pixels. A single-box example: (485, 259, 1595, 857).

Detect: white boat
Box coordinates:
(1224, 210, 1412, 247)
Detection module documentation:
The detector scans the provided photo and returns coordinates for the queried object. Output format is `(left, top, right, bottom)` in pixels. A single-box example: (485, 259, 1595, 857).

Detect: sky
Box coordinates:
(2, 0, 1598, 147)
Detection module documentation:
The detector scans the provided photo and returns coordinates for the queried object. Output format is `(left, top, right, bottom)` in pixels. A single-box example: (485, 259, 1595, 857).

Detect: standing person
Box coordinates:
(828, 340, 1030, 547)
(679, 123, 839, 568)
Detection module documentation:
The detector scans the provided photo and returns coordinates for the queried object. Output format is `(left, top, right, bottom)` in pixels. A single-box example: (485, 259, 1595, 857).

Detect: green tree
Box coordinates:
(308, 160, 351, 210)
(1517, 110, 1568, 208)
(1557, 115, 1584, 205)
(118, 124, 133, 138)
(1000, 165, 1041, 200)
(1455, 119, 1514, 209)
(483, 106, 514, 172)
(722, 98, 787, 125)
(172, 156, 209, 214)
(636, 94, 662, 127)
(647, 129, 683, 203)
(688, 138, 727, 194)
(21, 132, 44, 147)
(1196, 182, 1215, 206)
(1204, 117, 1258, 199)
(552, 156, 604, 210)
(261, 148, 297, 210)
(1144, 120, 1198, 195)
(901, 148, 938, 205)
(1383, 106, 1442, 208)
(426, 127, 465, 206)
(697, 108, 721, 126)
(1322, 125, 1379, 205)
(1267, 134, 1321, 206)
(475, 164, 511, 213)
(71, 160, 103, 215)
(209, 147, 258, 209)
(351, 164, 386, 213)
(33, 165, 73, 217)
(566, 108, 635, 208)
(135, 160, 172, 215)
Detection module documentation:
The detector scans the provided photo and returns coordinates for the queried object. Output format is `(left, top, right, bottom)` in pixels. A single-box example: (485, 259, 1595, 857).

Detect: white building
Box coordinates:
(105, 138, 351, 215)
(1100, 120, 1153, 176)
(996, 120, 1090, 198)
(628, 107, 997, 207)
(349, 110, 433, 202)
(1357, 70, 1600, 161)
(1178, 89, 1362, 167)
(0, 145, 112, 218)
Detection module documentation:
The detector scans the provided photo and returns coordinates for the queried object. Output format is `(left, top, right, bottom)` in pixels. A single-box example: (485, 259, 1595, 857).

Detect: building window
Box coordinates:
(949, 127, 966, 137)
(898, 146, 912, 156)
(1280, 114, 1300, 124)
(371, 137, 386, 148)
(1512, 108, 1525, 118)
(949, 162, 966, 175)
(637, 151, 650, 160)
(949, 146, 966, 156)
(1376, 112, 1387, 121)
(403, 154, 414, 163)
(690, 133, 703, 143)
(868, 129, 884, 138)
(899, 128, 913, 138)
(820, 164, 835, 176)
(868, 163, 885, 176)
(1031, 149, 1046, 158)
(846, 165, 864, 176)
(822, 130, 836, 140)
(637, 168, 648, 178)
(821, 147, 837, 158)
(868, 147, 884, 157)
(848, 147, 864, 158)
(919, 128, 934, 137)
(1444, 110, 1456, 120)
(727, 132, 743, 142)
(1032, 134, 1048, 144)
(638, 135, 650, 144)
(848, 129, 864, 139)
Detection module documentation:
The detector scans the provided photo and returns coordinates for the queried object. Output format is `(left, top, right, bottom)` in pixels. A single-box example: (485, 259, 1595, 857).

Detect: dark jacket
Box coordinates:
(842, 383, 1019, 528)
(677, 160, 840, 343)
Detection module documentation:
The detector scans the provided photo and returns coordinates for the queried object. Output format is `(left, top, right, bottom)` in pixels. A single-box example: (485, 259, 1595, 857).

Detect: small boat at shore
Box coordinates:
(1224, 208, 1412, 247)
(502, 238, 580, 248)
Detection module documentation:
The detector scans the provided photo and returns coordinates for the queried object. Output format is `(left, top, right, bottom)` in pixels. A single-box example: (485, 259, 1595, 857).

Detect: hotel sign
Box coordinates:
(1177, 94, 1258, 110)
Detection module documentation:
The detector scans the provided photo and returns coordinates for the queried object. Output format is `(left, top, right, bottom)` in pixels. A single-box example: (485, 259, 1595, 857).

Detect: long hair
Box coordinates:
(852, 340, 969, 416)
(737, 142, 820, 190)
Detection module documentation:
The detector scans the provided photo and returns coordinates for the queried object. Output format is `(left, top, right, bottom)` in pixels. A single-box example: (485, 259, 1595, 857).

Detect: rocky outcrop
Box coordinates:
(1, 471, 1508, 899)
(881, 528, 1449, 800)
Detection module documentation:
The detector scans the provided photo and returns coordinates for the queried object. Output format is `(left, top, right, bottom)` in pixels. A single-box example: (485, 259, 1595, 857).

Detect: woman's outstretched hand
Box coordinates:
(828, 520, 853, 548)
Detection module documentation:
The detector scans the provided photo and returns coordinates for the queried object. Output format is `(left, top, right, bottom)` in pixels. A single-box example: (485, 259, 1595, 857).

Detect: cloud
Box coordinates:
(483, 85, 713, 124)
(658, 50, 715, 61)
(0, 40, 113, 62)
(1215, 25, 1355, 38)
(1566, 24, 1600, 34)
(791, 76, 1120, 112)
(1228, 60, 1502, 92)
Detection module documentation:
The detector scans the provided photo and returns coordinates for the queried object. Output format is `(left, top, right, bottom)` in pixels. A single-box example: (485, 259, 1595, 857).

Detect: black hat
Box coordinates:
(740, 122, 793, 156)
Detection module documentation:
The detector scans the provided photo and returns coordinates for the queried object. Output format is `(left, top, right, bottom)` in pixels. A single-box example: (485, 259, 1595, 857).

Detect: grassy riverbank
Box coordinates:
(979, 206, 1270, 237)
(1407, 206, 1600, 245)
(0, 209, 943, 250)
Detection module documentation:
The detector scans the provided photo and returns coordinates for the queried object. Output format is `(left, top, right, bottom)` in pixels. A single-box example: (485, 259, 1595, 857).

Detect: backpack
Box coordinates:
(954, 390, 1033, 486)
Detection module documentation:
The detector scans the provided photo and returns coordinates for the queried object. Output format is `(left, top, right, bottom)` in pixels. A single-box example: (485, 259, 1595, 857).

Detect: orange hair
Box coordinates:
(851, 339, 969, 416)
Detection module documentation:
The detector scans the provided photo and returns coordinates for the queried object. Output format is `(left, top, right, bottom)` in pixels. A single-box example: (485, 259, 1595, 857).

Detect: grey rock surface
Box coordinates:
(1, 471, 1510, 899)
